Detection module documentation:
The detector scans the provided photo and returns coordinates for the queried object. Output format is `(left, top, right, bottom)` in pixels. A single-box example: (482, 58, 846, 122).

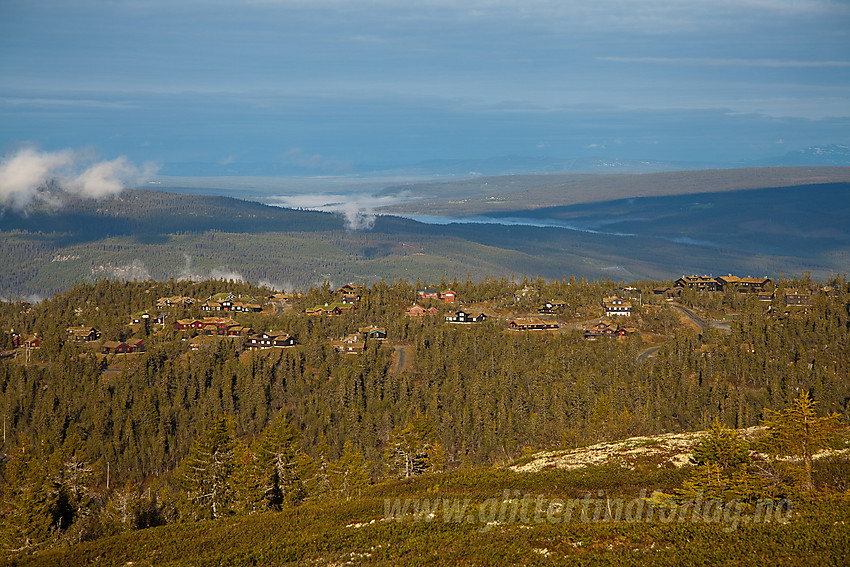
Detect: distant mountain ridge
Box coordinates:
(1, 172, 848, 297)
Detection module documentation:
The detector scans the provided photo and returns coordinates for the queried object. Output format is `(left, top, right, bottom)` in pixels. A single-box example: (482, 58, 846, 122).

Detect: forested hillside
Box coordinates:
(0, 274, 848, 557)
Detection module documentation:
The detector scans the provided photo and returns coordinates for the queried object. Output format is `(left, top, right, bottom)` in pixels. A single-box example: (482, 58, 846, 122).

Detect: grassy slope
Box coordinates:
(17, 465, 850, 566)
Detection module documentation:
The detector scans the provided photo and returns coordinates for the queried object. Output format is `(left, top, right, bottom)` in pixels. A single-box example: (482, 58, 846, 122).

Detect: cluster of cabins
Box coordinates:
(539, 296, 633, 318)
(243, 331, 296, 350)
(200, 293, 262, 313)
(416, 289, 456, 303)
(173, 317, 248, 336)
(12, 277, 839, 366)
(5, 332, 42, 351)
(155, 296, 195, 308)
(668, 275, 772, 294)
(331, 326, 387, 354)
(303, 283, 365, 316)
(406, 304, 440, 317)
(133, 293, 264, 327)
(172, 317, 296, 349)
(404, 288, 458, 318)
(64, 326, 146, 354)
(760, 289, 815, 307)
(658, 275, 818, 307)
(305, 302, 357, 316)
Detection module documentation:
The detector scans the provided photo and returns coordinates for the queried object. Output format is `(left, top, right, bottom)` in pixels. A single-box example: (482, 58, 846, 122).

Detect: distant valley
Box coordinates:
(1, 167, 848, 298)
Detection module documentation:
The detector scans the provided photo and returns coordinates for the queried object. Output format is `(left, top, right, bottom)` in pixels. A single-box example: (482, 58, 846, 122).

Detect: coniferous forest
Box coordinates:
(0, 275, 848, 564)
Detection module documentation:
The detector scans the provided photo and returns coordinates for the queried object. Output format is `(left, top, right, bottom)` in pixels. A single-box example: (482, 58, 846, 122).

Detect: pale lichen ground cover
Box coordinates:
(510, 427, 770, 473)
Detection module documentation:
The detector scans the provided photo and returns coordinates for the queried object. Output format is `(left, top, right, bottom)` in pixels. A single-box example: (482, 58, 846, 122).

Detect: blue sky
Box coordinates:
(1, 0, 849, 179)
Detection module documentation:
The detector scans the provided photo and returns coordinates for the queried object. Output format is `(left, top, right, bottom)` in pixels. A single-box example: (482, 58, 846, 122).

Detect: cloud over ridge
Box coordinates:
(0, 146, 156, 211)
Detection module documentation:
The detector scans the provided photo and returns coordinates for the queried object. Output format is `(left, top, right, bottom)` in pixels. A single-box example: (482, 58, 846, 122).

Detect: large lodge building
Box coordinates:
(675, 275, 771, 293)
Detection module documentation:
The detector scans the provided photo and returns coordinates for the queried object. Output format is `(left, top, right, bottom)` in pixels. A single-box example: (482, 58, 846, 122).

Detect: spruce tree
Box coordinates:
(176, 415, 239, 519)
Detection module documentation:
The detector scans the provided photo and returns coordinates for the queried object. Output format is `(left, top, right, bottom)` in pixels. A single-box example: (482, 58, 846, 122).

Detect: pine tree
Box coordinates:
(760, 390, 844, 491)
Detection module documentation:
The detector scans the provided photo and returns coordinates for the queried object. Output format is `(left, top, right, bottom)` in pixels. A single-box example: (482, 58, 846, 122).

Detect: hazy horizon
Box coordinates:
(2, 0, 849, 186)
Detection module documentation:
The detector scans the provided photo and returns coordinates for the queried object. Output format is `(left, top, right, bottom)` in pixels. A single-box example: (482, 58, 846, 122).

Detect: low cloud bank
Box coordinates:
(176, 254, 245, 283)
(269, 191, 410, 230)
(92, 260, 153, 282)
(0, 146, 157, 211)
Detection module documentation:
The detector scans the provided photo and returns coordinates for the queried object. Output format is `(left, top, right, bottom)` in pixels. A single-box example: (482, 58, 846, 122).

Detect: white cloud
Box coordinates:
(0, 147, 74, 209)
(69, 156, 151, 198)
(0, 146, 157, 211)
(177, 253, 245, 282)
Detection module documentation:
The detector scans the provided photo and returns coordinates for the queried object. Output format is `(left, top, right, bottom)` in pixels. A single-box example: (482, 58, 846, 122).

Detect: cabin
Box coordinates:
(129, 311, 150, 325)
(784, 290, 814, 306)
(339, 293, 359, 304)
(405, 304, 437, 316)
(406, 304, 426, 317)
(538, 301, 566, 314)
(156, 296, 195, 308)
(440, 290, 456, 303)
(225, 325, 251, 337)
(174, 317, 239, 335)
(332, 334, 366, 354)
(66, 327, 101, 343)
(101, 338, 145, 355)
(244, 331, 296, 350)
(359, 326, 387, 341)
(601, 296, 632, 317)
(231, 300, 262, 313)
(652, 287, 680, 298)
(508, 318, 559, 331)
(174, 318, 205, 331)
(200, 293, 247, 311)
(715, 275, 771, 293)
(416, 289, 441, 299)
(7, 332, 22, 348)
(514, 286, 536, 299)
(337, 283, 364, 294)
(445, 311, 487, 324)
(337, 284, 363, 304)
(583, 320, 633, 340)
(305, 302, 357, 316)
(200, 318, 241, 336)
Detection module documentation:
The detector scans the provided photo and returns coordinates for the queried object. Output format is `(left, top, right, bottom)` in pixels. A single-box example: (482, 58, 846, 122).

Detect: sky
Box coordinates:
(1, 0, 849, 185)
